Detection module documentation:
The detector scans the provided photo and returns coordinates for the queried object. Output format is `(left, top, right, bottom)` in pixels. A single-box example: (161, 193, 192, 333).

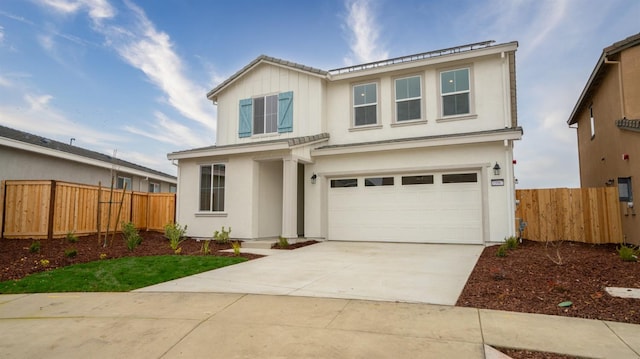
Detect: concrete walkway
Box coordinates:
(0, 292, 638, 358)
(136, 241, 483, 306)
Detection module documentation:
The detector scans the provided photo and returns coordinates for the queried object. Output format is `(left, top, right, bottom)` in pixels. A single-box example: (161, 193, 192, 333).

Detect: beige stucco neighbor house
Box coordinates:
(0, 125, 177, 193)
(168, 40, 522, 244)
(568, 32, 640, 245)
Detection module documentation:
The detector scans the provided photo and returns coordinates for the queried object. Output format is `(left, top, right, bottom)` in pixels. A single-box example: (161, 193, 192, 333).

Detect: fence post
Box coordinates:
(0, 180, 5, 239)
(47, 180, 57, 240)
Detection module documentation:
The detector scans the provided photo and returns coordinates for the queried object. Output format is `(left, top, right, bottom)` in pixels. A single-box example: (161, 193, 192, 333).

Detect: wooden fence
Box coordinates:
(0, 180, 175, 239)
(516, 187, 622, 244)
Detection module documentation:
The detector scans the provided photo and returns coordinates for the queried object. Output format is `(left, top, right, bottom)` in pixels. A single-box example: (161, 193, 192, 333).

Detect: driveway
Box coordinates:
(136, 241, 484, 305)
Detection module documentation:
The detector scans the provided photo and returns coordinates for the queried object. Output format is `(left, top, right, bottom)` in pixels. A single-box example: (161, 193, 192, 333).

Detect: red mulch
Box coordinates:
(0, 231, 263, 282)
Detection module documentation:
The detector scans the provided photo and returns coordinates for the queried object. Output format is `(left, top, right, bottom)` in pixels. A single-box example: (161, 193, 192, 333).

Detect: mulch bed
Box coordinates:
(457, 239, 640, 325)
(271, 240, 319, 250)
(0, 231, 264, 282)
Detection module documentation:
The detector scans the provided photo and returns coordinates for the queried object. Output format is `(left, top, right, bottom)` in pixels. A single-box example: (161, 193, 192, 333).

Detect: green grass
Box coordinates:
(0, 255, 246, 293)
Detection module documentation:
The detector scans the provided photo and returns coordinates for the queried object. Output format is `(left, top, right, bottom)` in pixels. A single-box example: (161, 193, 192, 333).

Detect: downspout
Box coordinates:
(604, 56, 626, 119)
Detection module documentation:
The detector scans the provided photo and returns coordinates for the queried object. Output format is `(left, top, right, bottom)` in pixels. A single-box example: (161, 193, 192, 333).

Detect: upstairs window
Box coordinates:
(353, 83, 377, 126)
(253, 95, 278, 135)
(441, 68, 470, 117)
(239, 92, 293, 137)
(395, 76, 421, 122)
(590, 106, 595, 139)
(200, 164, 226, 212)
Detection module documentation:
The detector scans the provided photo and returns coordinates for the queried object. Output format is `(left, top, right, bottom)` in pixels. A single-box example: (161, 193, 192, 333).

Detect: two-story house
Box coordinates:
(567, 32, 640, 245)
(168, 40, 522, 244)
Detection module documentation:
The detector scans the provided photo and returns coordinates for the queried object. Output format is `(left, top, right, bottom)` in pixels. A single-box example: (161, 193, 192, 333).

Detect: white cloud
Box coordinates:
(0, 25, 4, 44)
(0, 75, 10, 87)
(343, 0, 388, 65)
(38, 0, 115, 22)
(124, 111, 211, 148)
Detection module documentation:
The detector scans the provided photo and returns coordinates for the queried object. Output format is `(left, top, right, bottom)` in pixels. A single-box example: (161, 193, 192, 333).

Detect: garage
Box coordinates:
(328, 172, 483, 244)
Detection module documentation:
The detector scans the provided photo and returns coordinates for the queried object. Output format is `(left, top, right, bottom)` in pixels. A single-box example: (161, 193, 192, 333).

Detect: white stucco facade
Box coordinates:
(169, 40, 521, 244)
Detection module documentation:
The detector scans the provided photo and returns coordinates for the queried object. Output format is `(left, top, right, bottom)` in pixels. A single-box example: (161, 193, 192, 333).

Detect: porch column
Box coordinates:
(282, 156, 298, 241)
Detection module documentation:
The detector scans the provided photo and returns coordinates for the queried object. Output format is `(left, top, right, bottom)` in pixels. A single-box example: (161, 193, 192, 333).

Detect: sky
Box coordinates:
(0, 0, 638, 188)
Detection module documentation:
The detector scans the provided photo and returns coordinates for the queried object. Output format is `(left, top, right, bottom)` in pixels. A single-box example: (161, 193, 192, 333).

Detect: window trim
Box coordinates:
(352, 81, 379, 128)
(394, 75, 423, 123)
(199, 163, 226, 212)
(438, 66, 474, 119)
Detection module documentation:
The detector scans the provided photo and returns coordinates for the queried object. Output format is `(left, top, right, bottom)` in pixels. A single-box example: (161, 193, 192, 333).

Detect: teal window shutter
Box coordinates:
(239, 98, 252, 138)
(277, 91, 293, 133)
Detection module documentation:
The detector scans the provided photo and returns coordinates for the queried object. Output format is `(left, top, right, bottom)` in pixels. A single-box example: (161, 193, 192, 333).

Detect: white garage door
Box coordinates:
(328, 172, 482, 244)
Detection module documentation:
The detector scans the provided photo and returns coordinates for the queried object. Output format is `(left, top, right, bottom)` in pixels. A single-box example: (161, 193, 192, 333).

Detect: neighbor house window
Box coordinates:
(353, 83, 377, 126)
(149, 182, 160, 193)
(116, 176, 132, 190)
(365, 177, 394, 186)
(442, 173, 477, 183)
(618, 177, 633, 202)
(200, 164, 225, 211)
(253, 94, 278, 135)
(169, 185, 177, 193)
(590, 106, 595, 139)
(441, 68, 470, 116)
(395, 76, 421, 122)
(331, 179, 358, 188)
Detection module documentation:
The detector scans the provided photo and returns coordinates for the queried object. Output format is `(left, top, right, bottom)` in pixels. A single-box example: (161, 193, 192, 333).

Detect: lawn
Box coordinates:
(0, 255, 246, 293)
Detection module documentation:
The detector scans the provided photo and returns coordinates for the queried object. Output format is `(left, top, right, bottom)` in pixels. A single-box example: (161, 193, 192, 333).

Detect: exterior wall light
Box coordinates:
(310, 173, 317, 184)
(493, 162, 501, 176)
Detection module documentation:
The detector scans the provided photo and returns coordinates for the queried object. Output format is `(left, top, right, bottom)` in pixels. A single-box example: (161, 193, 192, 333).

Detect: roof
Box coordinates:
(567, 32, 640, 125)
(207, 40, 517, 101)
(0, 124, 176, 181)
(168, 133, 330, 159)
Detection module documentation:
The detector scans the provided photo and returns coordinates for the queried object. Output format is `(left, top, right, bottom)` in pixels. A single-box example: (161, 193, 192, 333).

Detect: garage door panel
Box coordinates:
(328, 172, 482, 244)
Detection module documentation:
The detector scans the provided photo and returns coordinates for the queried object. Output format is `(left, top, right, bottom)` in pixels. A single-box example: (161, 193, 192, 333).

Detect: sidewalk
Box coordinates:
(0, 292, 638, 358)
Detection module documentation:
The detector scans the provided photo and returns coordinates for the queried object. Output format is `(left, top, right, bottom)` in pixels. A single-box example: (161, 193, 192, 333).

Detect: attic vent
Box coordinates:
(41, 138, 51, 144)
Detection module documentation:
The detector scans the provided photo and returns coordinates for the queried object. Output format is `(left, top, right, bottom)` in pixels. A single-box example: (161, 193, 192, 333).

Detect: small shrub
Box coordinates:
(39, 259, 50, 267)
(213, 226, 232, 244)
(231, 241, 241, 256)
(66, 231, 79, 243)
(29, 241, 41, 253)
(164, 223, 188, 253)
(504, 236, 519, 250)
(99, 253, 108, 260)
(64, 248, 78, 258)
(617, 244, 639, 262)
(201, 240, 211, 255)
(278, 236, 289, 248)
(121, 221, 142, 251)
(496, 244, 508, 257)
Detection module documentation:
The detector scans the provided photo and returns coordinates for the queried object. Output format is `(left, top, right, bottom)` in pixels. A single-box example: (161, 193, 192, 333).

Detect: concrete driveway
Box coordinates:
(136, 241, 484, 305)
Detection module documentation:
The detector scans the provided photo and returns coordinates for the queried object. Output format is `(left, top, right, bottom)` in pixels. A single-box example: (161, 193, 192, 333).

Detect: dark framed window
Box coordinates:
(253, 94, 278, 134)
(331, 179, 357, 188)
(402, 175, 434, 185)
(442, 173, 477, 183)
(353, 83, 377, 126)
(200, 164, 225, 211)
(365, 177, 394, 186)
(618, 177, 633, 202)
(148, 182, 160, 193)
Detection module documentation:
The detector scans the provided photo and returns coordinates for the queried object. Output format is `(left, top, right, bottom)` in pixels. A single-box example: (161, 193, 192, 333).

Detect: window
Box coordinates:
(353, 83, 377, 126)
(238, 92, 293, 137)
(590, 106, 595, 139)
(365, 177, 394, 186)
(116, 176, 132, 190)
(149, 182, 160, 193)
(618, 177, 633, 202)
(441, 68, 470, 116)
(200, 164, 225, 211)
(442, 173, 477, 183)
(331, 179, 357, 188)
(253, 95, 278, 135)
(169, 185, 177, 193)
(402, 175, 434, 185)
(395, 76, 421, 122)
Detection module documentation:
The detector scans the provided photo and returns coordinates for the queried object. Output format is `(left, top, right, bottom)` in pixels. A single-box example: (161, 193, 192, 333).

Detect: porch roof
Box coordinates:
(167, 133, 330, 160)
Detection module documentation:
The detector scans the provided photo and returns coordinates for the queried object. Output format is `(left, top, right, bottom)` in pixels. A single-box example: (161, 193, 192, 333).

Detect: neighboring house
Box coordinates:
(169, 40, 522, 244)
(567, 32, 640, 245)
(0, 125, 177, 193)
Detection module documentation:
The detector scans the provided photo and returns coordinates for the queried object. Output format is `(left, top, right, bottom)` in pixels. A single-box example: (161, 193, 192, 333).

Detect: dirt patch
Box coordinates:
(271, 240, 319, 250)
